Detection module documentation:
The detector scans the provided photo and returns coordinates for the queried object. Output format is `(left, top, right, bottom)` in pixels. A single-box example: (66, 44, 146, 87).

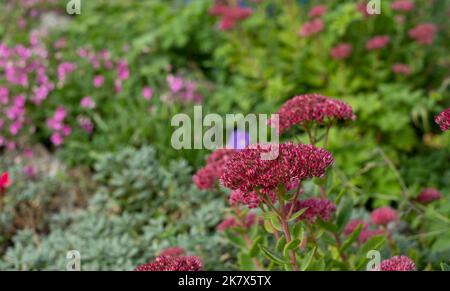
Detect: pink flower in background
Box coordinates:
(358, 229, 386, 244)
(285, 198, 336, 223)
(218, 17, 236, 31)
(159, 247, 186, 257)
(344, 219, 369, 235)
(77, 116, 94, 134)
(142, 86, 153, 100)
(371, 206, 397, 226)
(209, 3, 253, 31)
(299, 19, 324, 37)
(167, 75, 183, 93)
(275, 94, 355, 133)
(378, 256, 416, 271)
(330, 43, 352, 60)
(80, 96, 96, 109)
(135, 255, 203, 271)
(392, 63, 412, 75)
(391, 0, 415, 12)
(22, 165, 36, 178)
(409, 23, 437, 45)
(416, 188, 442, 204)
(0, 171, 11, 192)
(47, 107, 70, 146)
(115, 79, 122, 93)
(308, 5, 327, 18)
(116, 59, 130, 80)
(435, 108, 450, 131)
(50, 132, 63, 146)
(217, 217, 237, 231)
(57, 62, 76, 85)
(0, 87, 8, 104)
(93, 75, 104, 87)
(366, 35, 390, 50)
(193, 149, 236, 190)
(229, 189, 261, 208)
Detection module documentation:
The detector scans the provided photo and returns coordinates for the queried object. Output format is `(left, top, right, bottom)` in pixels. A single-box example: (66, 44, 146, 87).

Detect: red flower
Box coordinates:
(285, 198, 336, 223)
(378, 255, 416, 271)
(371, 206, 397, 226)
(193, 149, 236, 190)
(435, 108, 450, 131)
(0, 172, 11, 193)
(409, 23, 437, 45)
(299, 19, 324, 37)
(221, 143, 333, 193)
(216, 217, 237, 231)
(209, 3, 252, 31)
(276, 94, 355, 133)
(416, 188, 442, 204)
(135, 255, 203, 271)
(330, 43, 352, 60)
(308, 5, 327, 18)
(366, 35, 390, 50)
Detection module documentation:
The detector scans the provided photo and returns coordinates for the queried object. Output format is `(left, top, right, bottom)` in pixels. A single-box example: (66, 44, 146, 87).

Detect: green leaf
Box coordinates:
(276, 236, 287, 252)
(264, 219, 276, 234)
(288, 208, 307, 222)
(292, 222, 304, 240)
(360, 235, 386, 255)
(249, 236, 263, 258)
(224, 231, 246, 248)
(238, 253, 256, 271)
(341, 224, 363, 252)
(260, 245, 288, 265)
(301, 247, 316, 271)
(337, 198, 353, 231)
(270, 216, 283, 232)
(440, 262, 450, 271)
(284, 239, 301, 257)
(317, 218, 338, 233)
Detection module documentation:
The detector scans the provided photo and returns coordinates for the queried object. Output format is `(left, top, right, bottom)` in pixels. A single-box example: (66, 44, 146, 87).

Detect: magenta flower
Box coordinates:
(371, 206, 397, 226)
(229, 189, 262, 209)
(378, 255, 416, 271)
(435, 108, 450, 131)
(167, 75, 183, 93)
(344, 219, 369, 235)
(391, 0, 415, 12)
(193, 149, 236, 190)
(77, 116, 94, 134)
(0, 171, 11, 193)
(299, 19, 324, 37)
(366, 35, 390, 50)
(135, 255, 203, 271)
(209, 3, 252, 31)
(330, 43, 352, 60)
(358, 229, 386, 244)
(285, 198, 336, 223)
(416, 188, 442, 204)
(392, 63, 412, 75)
(217, 217, 237, 231)
(93, 75, 104, 87)
(308, 5, 327, 18)
(221, 143, 334, 193)
(142, 86, 153, 100)
(80, 96, 96, 109)
(275, 94, 355, 133)
(409, 23, 437, 45)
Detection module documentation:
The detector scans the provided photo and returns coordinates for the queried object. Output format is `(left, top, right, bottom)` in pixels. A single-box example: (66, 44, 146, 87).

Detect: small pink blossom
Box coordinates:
(392, 63, 412, 75)
(366, 35, 390, 50)
(93, 75, 104, 87)
(308, 5, 327, 18)
(299, 19, 324, 37)
(371, 206, 397, 226)
(409, 23, 437, 45)
(142, 86, 153, 100)
(330, 43, 352, 60)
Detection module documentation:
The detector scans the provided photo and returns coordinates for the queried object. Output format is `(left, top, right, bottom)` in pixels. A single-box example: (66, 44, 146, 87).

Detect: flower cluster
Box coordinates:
(344, 215, 390, 244)
(162, 74, 203, 103)
(330, 43, 352, 60)
(416, 188, 442, 204)
(286, 198, 336, 223)
(378, 255, 416, 271)
(135, 255, 203, 271)
(159, 247, 186, 257)
(193, 149, 236, 190)
(221, 143, 334, 193)
(46, 107, 71, 146)
(299, 19, 324, 37)
(0, 171, 10, 195)
(209, 3, 253, 31)
(275, 94, 355, 133)
(391, 0, 415, 12)
(408, 23, 438, 45)
(308, 5, 327, 18)
(371, 206, 398, 226)
(343, 219, 368, 236)
(435, 108, 450, 131)
(366, 35, 390, 51)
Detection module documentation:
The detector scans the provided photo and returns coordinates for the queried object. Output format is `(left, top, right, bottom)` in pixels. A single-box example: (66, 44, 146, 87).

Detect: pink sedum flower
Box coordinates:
(366, 35, 390, 50)
(344, 219, 369, 236)
(299, 19, 324, 37)
(221, 143, 334, 193)
(330, 43, 353, 60)
(286, 198, 336, 223)
(193, 149, 236, 190)
(416, 188, 442, 204)
(392, 63, 412, 75)
(391, 0, 415, 12)
(275, 94, 355, 133)
(409, 23, 437, 45)
(378, 255, 416, 271)
(371, 206, 397, 226)
(159, 247, 186, 257)
(135, 255, 203, 271)
(358, 229, 386, 244)
(308, 5, 327, 18)
(435, 108, 450, 131)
